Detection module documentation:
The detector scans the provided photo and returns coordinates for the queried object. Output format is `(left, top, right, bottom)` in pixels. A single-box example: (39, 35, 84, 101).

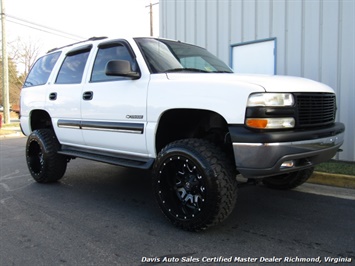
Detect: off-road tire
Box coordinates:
(152, 139, 238, 231)
(26, 129, 67, 183)
(262, 168, 314, 190)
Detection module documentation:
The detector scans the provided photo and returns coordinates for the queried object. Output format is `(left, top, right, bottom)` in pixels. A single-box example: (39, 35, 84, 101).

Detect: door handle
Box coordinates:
(49, 92, 57, 100)
(83, 91, 93, 100)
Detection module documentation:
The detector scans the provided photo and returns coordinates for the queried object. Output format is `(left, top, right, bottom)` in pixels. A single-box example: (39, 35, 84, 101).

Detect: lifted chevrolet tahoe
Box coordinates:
(21, 37, 345, 231)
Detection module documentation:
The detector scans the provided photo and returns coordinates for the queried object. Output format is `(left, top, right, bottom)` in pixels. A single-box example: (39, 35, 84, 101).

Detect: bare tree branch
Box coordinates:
(9, 37, 41, 77)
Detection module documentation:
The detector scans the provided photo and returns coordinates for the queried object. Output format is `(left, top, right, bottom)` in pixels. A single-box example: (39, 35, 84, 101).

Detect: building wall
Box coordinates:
(160, 0, 355, 161)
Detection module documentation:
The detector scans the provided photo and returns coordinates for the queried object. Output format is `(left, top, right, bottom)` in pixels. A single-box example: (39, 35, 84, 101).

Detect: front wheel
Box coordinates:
(26, 129, 67, 183)
(262, 168, 314, 190)
(152, 139, 237, 231)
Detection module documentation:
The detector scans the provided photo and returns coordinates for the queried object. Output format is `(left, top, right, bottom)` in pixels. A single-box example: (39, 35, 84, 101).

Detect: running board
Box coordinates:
(58, 146, 154, 170)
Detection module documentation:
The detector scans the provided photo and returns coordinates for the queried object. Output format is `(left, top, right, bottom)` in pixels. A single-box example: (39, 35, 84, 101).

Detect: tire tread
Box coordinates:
(26, 129, 67, 183)
(153, 138, 237, 231)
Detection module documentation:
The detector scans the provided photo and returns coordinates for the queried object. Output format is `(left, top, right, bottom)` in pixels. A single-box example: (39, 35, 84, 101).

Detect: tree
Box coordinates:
(0, 56, 22, 106)
(0, 38, 41, 109)
(10, 37, 41, 78)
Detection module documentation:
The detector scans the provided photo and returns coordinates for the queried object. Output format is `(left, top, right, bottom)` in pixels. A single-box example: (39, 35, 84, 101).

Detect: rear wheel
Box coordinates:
(262, 168, 314, 190)
(26, 129, 67, 183)
(153, 139, 237, 231)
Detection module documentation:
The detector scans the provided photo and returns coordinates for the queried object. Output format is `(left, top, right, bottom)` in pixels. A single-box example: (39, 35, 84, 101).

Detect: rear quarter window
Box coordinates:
(55, 50, 91, 84)
(23, 51, 61, 88)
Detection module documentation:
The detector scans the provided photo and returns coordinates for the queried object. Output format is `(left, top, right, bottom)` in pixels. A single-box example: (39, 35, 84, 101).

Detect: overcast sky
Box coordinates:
(4, 0, 159, 56)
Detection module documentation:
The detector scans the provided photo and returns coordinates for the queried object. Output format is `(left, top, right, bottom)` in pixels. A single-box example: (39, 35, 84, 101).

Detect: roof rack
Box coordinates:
(47, 36, 108, 53)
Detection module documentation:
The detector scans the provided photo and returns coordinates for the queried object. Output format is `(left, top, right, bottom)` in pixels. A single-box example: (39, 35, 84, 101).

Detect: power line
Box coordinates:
(6, 18, 83, 41)
(5, 13, 85, 41)
(145, 2, 159, 7)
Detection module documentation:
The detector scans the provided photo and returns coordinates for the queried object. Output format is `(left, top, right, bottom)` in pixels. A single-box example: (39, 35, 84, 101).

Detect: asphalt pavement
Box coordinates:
(1, 136, 354, 265)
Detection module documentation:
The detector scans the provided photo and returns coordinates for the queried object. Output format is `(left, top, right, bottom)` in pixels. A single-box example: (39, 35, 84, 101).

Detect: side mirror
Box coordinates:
(105, 60, 140, 79)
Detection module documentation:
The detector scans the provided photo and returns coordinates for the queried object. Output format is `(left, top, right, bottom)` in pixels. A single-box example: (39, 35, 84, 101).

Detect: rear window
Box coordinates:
(55, 44, 92, 84)
(55, 50, 91, 84)
(23, 51, 61, 88)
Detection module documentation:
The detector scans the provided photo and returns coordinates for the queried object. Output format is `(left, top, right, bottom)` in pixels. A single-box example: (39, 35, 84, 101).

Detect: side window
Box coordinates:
(91, 44, 134, 82)
(23, 51, 61, 88)
(56, 50, 90, 84)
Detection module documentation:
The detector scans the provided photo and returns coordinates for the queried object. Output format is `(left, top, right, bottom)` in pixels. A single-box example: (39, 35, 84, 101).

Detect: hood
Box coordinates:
(166, 73, 334, 93)
(233, 74, 334, 93)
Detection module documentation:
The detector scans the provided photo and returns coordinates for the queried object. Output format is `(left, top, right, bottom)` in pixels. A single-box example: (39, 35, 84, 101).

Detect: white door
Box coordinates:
(47, 47, 92, 146)
(80, 41, 149, 156)
(231, 38, 276, 75)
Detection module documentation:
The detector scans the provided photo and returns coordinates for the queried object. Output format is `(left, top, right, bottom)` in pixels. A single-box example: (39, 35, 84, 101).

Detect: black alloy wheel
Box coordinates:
(153, 139, 237, 231)
(26, 129, 67, 183)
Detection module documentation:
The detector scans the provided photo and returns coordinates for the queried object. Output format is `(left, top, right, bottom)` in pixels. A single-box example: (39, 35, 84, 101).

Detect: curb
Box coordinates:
(0, 127, 24, 139)
(0, 132, 25, 139)
(308, 171, 355, 189)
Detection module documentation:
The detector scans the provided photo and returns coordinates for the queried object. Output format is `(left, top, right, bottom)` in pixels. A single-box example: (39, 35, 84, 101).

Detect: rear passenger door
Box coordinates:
(81, 40, 149, 156)
(46, 45, 92, 146)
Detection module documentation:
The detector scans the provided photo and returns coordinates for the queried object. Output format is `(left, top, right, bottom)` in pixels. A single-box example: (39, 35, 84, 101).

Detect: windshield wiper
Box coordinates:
(212, 70, 233, 73)
(164, 68, 209, 73)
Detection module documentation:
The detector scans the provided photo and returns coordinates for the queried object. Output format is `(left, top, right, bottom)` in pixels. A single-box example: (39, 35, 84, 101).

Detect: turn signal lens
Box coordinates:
(246, 119, 268, 129)
(246, 118, 295, 129)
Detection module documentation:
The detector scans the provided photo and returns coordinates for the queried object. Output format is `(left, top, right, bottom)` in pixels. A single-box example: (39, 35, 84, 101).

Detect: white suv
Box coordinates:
(21, 37, 345, 231)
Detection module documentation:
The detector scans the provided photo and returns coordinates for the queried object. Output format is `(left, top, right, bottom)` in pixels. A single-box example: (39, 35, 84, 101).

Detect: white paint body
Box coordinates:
(20, 37, 335, 159)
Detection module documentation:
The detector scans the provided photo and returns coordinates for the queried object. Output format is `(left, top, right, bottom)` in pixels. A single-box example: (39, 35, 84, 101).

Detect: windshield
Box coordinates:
(134, 38, 233, 74)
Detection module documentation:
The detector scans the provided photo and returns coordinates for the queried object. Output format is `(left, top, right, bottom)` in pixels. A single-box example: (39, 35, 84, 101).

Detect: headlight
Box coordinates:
(246, 93, 295, 129)
(247, 93, 294, 107)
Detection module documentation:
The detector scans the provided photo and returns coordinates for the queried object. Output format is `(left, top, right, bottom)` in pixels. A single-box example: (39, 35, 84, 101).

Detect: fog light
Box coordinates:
(281, 160, 295, 169)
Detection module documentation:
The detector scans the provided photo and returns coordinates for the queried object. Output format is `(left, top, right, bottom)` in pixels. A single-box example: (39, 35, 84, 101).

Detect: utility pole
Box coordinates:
(146, 1, 159, 37)
(1, 0, 10, 124)
(150, 0, 153, 36)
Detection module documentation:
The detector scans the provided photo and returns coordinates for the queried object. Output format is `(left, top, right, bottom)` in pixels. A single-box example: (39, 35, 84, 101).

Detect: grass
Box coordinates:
(0, 122, 21, 136)
(0, 122, 20, 128)
(315, 159, 355, 176)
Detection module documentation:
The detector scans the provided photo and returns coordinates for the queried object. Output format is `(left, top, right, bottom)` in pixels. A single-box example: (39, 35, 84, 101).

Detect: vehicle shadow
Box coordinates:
(23, 158, 355, 261)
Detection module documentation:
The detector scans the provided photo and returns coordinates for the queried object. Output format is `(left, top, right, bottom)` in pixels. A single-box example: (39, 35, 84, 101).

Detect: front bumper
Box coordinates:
(229, 123, 345, 178)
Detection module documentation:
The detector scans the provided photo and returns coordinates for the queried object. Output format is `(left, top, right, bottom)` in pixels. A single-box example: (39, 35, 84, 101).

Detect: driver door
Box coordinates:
(80, 40, 149, 156)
